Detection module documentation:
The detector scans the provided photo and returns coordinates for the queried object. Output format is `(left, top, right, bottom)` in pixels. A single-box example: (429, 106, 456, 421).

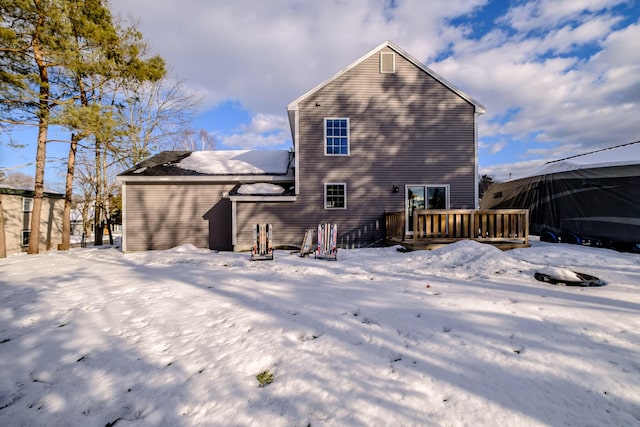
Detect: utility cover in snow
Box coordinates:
(534, 268, 606, 287)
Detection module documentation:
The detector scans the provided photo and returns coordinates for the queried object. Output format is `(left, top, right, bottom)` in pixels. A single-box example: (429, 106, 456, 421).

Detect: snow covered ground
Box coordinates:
(1, 240, 639, 426)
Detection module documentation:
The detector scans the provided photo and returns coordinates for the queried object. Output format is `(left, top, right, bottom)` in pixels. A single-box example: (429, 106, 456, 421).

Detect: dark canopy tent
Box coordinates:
(480, 141, 640, 248)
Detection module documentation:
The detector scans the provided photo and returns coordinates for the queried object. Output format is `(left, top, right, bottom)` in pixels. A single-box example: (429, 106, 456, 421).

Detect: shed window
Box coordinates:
(324, 118, 349, 155)
(325, 183, 347, 209)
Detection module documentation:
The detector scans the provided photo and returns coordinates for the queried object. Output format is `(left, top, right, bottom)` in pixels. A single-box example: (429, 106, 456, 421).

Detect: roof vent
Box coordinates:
(380, 52, 395, 73)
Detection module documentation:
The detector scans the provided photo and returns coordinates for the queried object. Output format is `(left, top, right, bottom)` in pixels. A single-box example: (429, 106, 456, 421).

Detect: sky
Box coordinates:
(1, 239, 639, 425)
(1, 0, 639, 185)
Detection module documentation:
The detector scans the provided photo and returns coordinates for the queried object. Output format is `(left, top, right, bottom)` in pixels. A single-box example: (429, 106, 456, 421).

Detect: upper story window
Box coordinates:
(22, 197, 33, 212)
(325, 118, 349, 156)
(380, 52, 395, 73)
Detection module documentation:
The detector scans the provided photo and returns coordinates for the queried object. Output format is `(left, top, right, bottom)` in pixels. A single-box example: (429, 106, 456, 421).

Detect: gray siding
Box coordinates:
(124, 182, 234, 252)
(1, 190, 64, 254)
(236, 201, 385, 250)
(237, 46, 477, 249)
(121, 45, 479, 252)
(235, 201, 308, 250)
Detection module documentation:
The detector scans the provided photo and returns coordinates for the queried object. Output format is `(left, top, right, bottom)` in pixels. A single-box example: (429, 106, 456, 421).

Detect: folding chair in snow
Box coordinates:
(315, 223, 338, 260)
(296, 228, 315, 257)
(250, 223, 274, 261)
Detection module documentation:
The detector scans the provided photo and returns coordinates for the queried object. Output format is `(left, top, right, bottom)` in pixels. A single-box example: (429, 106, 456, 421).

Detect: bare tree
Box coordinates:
(112, 76, 202, 169)
(479, 174, 497, 199)
(173, 128, 215, 151)
(1, 171, 35, 189)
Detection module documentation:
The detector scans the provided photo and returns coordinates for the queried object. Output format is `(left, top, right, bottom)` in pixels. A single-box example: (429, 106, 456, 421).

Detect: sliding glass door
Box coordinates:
(405, 184, 449, 234)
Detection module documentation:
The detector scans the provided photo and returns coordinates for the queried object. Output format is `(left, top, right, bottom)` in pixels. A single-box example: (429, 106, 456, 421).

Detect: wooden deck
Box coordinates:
(385, 209, 530, 250)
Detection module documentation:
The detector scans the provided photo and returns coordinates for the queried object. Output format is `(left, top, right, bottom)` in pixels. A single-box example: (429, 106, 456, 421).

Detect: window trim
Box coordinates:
(324, 117, 350, 156)
(380, 52, 396, 73)
(22, 197, 33, 212)
(324, 182, 347, 210)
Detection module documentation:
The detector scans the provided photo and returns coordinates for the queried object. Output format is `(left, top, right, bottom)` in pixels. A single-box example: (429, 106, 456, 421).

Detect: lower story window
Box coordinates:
(21, 230, 30, 246)
(325, 183, 346, 209)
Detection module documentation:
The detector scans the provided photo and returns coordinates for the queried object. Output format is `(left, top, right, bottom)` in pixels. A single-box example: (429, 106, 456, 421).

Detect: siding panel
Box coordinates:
(122, 44, 481, 252)
(124, 183, 234, 252)
(250, 46, 477, 249)
(237, 46, 478, 250)
(0, 191, 64, 254)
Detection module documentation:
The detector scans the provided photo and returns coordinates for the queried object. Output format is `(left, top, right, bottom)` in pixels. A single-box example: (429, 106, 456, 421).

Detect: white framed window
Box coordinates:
(324, 118, 349, 156)
(380, 52, 395, 73)
(22, 197, 33, 212)
(324, 183, 347, 209)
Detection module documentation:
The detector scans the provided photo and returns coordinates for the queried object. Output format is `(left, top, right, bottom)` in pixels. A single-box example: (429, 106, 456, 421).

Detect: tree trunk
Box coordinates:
(94, 141, 103, 246)
(0, 192, 6, 258)
(60, 133, 78, 250)
(106, 212, 114, 245)
(27, 102, 49, 254)
(27, 11, 49, 255)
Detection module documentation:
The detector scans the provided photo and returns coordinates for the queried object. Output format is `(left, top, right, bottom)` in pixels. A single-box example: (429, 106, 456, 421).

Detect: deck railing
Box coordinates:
(386, 209, 529, 247)
(385, 211, 405, 242)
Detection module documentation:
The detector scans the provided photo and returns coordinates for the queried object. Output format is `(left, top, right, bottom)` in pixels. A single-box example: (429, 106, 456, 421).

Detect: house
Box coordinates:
(1, 187, 65, 255)
(117, 41, 485, 253)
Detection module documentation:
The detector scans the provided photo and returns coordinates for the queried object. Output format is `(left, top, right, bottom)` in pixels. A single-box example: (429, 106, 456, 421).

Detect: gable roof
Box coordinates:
(0, 187, 64, 198)
(287, 40, 486, 115)
(117, 150, 293, 182)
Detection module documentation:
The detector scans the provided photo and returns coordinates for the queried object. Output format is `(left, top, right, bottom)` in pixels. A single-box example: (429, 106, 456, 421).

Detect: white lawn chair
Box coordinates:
(315, 223, 338, 260)
(250, 223, 274, 261)
(297, 228, 314, 257)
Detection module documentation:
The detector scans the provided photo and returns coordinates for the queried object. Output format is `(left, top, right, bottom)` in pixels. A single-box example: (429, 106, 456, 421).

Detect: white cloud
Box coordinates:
(499, 0, 627, 32)
(240, 113, 288, 135)
(111, 0, 488, 114)
(489, 141, 506, 154)
(218, 112, 292, 149)
(110, 0, 640, 170)
(219, 131, 291, 150)
(480, 158, 548, 181)
(435, 6, 639, 167)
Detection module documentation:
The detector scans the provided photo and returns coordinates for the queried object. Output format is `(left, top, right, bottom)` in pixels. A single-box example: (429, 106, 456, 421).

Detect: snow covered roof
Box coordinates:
(176, 150, 291, 175)
(228, 182, 296, 201)
(237, 183, 286, 195)
(117, 150, 293, 181)
(532, 141, 640, 176)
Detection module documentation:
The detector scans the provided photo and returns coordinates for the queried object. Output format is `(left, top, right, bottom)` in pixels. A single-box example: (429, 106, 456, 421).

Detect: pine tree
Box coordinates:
(1, 0, 70, 253)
